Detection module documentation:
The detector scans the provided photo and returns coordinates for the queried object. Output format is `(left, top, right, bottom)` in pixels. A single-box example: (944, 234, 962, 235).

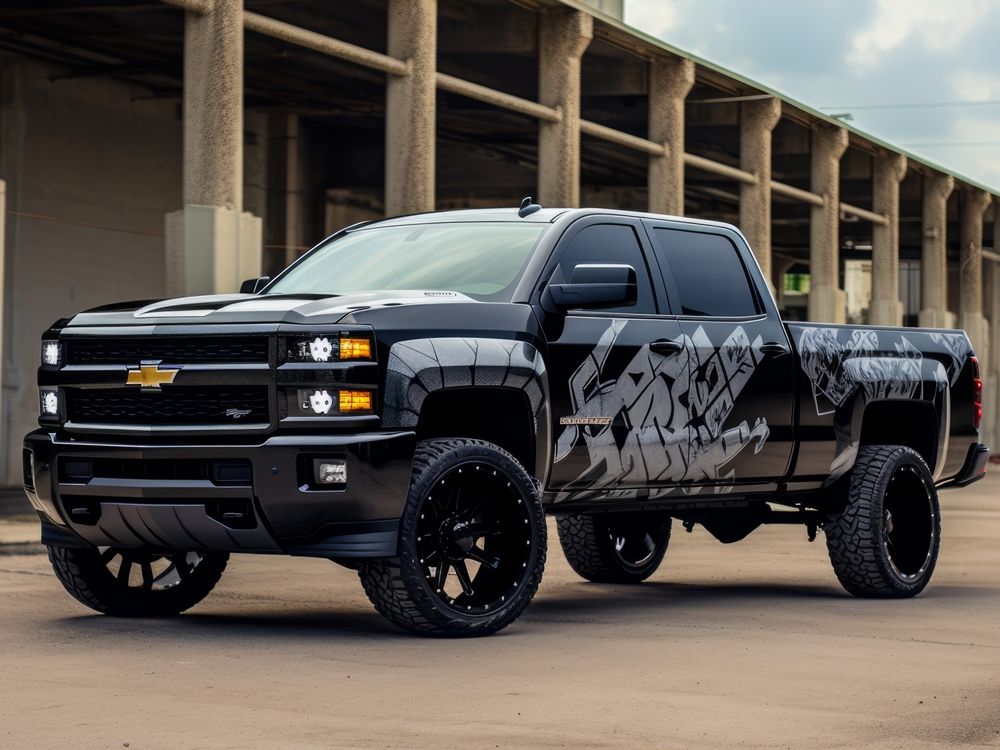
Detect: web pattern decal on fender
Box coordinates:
(382, 337, 546, 428)
(554, 320, 769, 501)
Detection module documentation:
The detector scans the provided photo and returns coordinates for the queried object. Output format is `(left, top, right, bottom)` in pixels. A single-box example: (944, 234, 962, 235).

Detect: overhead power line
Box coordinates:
(821, 99, 1000, 111)
(903, 141, 1000, 148)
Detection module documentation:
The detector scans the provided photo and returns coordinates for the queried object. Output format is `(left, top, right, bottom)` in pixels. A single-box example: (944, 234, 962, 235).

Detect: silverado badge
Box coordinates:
(125, 363, 179, 390)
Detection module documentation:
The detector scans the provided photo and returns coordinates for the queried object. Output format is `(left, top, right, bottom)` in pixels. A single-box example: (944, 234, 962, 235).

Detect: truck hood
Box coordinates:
(65, 290, 478, 327)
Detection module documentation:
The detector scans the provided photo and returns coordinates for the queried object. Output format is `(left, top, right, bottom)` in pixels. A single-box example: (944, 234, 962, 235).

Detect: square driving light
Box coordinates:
(338, 337, 372, 360)
(338, 389, 373, 413)
(42, 341, 61, 367)
(314, 459, 347, 486)
(40, 388, 60, 417)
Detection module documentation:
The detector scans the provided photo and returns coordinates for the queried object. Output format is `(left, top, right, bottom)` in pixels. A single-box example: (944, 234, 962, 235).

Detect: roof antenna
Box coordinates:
(518, 196, 542, 218)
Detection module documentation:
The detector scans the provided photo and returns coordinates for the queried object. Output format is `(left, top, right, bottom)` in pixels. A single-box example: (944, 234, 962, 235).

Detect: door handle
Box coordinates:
(649, 339, 684, 355)
(759, 342, 789, 357)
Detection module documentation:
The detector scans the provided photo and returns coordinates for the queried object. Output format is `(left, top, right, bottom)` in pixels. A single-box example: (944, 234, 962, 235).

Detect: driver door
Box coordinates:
(543, 218, 684, 496)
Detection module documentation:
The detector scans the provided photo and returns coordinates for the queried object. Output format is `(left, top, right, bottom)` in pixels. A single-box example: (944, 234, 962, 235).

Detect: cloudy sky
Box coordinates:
(624, 0, 1000, 189)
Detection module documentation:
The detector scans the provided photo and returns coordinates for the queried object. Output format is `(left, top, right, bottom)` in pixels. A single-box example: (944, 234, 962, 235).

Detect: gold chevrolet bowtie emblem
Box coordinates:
(126, 363, 179, 390)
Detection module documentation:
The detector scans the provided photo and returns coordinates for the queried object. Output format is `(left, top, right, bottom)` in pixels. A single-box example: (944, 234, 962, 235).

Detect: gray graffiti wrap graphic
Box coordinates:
(554, 321, 769, 500)
(798, 327, 969, 416)
(382, 337, 546, 428)
(796, 325, 971, 479)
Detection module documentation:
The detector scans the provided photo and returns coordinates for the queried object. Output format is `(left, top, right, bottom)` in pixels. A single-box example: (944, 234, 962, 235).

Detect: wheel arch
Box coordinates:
(857, 399, 939, 474)
(381, 337, 550, 482)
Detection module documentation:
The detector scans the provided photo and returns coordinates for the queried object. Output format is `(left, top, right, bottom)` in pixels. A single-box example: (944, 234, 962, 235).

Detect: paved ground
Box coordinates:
(1, 476, 998, 749)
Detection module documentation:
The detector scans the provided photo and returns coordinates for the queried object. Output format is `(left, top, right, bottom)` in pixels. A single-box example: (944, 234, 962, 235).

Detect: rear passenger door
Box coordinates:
(642, 220, 795, 487)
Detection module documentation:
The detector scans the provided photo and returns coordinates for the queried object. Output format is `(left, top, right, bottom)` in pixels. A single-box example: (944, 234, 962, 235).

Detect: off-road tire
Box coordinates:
(825, 445, 940, 598)
(359, 439, 546, 637)
(557, 512, 671, 584)
(48, 545, 229, 616)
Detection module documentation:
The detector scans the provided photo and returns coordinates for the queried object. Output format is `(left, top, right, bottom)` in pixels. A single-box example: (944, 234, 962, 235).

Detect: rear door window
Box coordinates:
(649, 228, 759, 317)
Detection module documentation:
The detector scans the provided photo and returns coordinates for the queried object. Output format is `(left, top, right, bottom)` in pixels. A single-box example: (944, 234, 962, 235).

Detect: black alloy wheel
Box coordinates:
(48, 544, 229, 616)
(825, 444, 940, 597)
(557, 511, 672, 584)
(359, 439, 546, 636)
(882, 465, 936, 582)
(414, 461, 533, 614)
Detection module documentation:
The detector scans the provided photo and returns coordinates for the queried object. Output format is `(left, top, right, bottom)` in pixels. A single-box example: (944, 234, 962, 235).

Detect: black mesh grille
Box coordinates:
(66, 337, 269, 365)
(66, 387, 269, 425)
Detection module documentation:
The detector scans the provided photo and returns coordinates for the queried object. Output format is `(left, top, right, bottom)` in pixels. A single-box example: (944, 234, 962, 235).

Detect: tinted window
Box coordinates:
(554, 224, 654, 313)
(652, 229, 758, 316)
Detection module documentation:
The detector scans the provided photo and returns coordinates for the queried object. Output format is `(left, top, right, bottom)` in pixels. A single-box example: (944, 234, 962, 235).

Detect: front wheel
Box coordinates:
(557, 511, 671, 584)
(359, 439, 546, 636)
(825, 445, 940, 598)
(48, 545, 229, 616)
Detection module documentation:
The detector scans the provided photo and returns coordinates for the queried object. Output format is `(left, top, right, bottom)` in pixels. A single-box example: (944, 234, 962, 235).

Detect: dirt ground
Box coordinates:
(1, 474, 999, 749)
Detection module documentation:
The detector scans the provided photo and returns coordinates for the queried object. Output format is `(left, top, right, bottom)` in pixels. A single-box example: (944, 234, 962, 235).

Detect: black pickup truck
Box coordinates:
(24, 202, 989, 636)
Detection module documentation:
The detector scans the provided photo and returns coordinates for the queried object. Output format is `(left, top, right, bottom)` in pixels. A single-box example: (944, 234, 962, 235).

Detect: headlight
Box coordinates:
(287, 335, 373, 362)
(40, 388, 61, 417)
(41, 340, 61, 367)
(291, 388, 374, 416)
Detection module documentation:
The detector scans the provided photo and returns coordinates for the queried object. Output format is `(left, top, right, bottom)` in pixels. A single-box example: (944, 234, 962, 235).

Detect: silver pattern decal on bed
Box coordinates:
(554, 320, 769, 500)
(382, 337, 546, 428)
(796, 326, 971, 480)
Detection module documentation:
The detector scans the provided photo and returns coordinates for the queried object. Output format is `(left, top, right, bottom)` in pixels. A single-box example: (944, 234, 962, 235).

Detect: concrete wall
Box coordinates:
(0, 57, 182, 485)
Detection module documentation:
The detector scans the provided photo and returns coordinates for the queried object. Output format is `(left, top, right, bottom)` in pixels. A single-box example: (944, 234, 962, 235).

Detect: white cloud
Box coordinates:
(848, 0, 999, 71)
(624, 0, 681, 38)
(952, 70, 1000, 100)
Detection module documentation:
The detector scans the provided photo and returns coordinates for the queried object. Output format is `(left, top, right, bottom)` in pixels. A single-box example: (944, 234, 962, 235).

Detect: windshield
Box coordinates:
(266, 222, 547, 301)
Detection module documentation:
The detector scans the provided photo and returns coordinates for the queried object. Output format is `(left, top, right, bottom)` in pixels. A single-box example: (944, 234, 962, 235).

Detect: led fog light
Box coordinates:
(315, 459, 347, 486)
(40, 388, 60, 417)
(304, 389, 333, 414)
(42, 341, 61, 367)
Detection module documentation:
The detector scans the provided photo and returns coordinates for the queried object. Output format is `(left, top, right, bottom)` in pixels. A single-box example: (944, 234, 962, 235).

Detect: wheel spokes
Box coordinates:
(456, 521, 503, 540)
(139, 561, 154, 590)
(453, 560, 475, 596)
(467, 546, 501, 571)
(435, 561, 451, 591)
(117, 558, 132, 584)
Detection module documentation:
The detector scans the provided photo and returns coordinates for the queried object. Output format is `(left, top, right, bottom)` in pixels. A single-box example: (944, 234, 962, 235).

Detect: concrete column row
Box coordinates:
(869, 150, 907, 326)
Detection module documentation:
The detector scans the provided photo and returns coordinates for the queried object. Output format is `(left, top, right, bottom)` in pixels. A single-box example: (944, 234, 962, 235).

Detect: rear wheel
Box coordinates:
(359, 439, 546, 636)
(825, 445, 940, 597)
(48, 545, 228, 616)
(557, 511, 671, 584)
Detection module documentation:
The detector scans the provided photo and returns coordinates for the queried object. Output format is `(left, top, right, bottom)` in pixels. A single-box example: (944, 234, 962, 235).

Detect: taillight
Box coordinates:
(971, 356, 983, 430)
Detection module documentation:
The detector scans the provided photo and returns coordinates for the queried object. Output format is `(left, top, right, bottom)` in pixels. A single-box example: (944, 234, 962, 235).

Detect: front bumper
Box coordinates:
(23, 429, 415, 558)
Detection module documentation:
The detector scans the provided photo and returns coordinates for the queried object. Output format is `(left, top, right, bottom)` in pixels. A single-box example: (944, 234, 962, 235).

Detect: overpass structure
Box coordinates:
(0, 0, 998, 484)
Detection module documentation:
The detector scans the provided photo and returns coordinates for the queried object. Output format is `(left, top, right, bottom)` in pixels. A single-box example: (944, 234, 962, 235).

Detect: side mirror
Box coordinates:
(239, 276, 271, 294)
(546, 264, 637, 309)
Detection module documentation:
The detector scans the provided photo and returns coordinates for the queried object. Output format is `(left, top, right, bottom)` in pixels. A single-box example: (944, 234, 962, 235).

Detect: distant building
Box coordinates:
(0, 0, 997, 485)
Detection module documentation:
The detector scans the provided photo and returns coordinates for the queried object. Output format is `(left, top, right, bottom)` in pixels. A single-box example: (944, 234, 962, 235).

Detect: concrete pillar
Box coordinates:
(268, 113, 304, 267)
(985, 202, 1000, 447)
(869, 151, 907, 326)
(738, 97, 782, 282)
(959, 186, 990, 353)
(918, 173, 954, 328)
(648, 56, 695, 216)
(807, 124, 849, 323)
(165, 0, 262, 296)
(985, 256, 1000, 448)
(538, 8, 592, 207)
(385, 0, 436, 216)
(0, 179, 5, 486)
(772, 255, 797, 309)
